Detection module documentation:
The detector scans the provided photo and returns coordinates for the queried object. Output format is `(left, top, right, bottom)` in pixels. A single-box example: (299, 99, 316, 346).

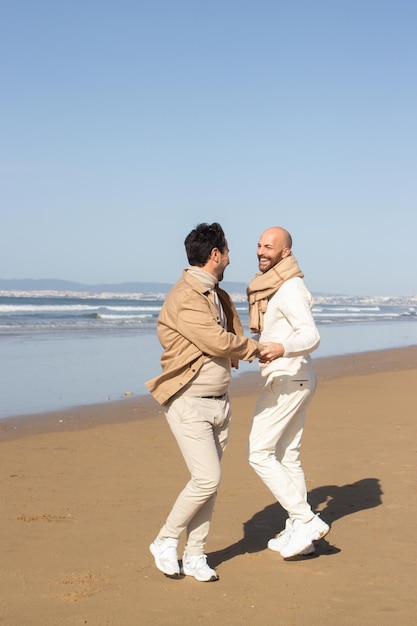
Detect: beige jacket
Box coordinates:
(145, 270, 261, 405)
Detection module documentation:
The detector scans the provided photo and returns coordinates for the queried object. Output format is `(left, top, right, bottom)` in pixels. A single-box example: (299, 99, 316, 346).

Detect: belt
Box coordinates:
(200, 394, 227, 400)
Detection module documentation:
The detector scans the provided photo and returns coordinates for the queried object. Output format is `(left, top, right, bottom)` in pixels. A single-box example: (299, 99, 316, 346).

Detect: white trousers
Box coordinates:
(158, 394, 231, 555)
(248, 372, 317, 522)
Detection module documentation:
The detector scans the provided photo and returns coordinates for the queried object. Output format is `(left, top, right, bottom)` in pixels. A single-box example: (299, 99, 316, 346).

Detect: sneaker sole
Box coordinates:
(149, 542, 181, 578)
(182, 566, 219, 582)
(281, 525, 330, 558)
(284, 544, 316, 560)
(271, 540, 315, 556)
(312, 525, 330, 542)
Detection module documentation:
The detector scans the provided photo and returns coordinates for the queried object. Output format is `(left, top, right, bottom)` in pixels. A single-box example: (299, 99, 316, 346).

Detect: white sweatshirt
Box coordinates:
(258, 276, 320, 378)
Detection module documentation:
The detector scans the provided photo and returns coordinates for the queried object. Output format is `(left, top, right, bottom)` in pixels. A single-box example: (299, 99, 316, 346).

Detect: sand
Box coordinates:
(1, 346, 416, 625)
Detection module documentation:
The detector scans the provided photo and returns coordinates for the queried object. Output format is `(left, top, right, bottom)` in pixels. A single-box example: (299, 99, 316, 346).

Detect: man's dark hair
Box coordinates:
(184, 222, 227, 266)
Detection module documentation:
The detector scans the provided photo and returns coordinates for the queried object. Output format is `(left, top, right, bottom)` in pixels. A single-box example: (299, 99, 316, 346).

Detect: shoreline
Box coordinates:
(3, 318, 417, 420)
(2, 345, 416, 441)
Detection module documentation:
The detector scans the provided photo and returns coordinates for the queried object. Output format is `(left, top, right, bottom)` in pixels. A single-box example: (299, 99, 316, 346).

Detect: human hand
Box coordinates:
(231, 358, 239, 369)
(258, 342, 285, 363)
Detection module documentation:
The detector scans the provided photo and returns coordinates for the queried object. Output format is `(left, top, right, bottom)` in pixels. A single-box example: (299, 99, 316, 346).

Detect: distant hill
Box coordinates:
(0, 278, 248, 294)
(0, 278, 174, 293)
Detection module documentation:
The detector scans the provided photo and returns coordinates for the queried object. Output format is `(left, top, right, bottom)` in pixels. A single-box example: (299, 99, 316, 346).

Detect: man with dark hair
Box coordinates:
(146, 222, 277, 582)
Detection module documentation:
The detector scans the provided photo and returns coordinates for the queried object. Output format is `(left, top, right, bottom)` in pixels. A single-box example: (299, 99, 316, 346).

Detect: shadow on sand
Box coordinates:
(208, 477, 383, 566)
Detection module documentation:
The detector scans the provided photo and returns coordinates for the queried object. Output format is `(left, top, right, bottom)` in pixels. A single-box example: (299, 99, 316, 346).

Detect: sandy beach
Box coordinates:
(1, 346, 416, 625)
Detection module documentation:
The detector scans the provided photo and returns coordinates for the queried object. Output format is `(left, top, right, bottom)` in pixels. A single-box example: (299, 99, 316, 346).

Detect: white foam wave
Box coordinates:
(99, 313, 154, 320)
(313, 306, 381, 312)
(314, 311, 399, 318)
(0, 304, 162, 314)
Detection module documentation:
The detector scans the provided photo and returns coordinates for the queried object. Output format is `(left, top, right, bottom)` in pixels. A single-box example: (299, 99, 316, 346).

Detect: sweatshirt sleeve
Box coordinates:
(277, 279, 320, 357)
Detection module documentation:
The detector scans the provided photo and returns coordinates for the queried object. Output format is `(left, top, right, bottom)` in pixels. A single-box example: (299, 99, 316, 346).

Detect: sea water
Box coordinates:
(1, 292, 416, 418)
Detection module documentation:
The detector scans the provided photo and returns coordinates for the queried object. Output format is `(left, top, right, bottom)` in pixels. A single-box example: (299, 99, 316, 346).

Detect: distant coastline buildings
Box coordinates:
(0, 287, 416, 307)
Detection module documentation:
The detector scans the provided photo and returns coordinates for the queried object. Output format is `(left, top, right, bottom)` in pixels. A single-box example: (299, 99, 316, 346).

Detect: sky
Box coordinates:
(1, 1, 416, 296)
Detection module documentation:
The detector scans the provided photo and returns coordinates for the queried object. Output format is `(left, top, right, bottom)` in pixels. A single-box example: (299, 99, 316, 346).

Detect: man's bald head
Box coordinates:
(257, 227, 293, 273)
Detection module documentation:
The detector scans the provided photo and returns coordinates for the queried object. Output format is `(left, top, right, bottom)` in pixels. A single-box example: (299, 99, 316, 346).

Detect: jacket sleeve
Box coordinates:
(176, 290, 260, 361)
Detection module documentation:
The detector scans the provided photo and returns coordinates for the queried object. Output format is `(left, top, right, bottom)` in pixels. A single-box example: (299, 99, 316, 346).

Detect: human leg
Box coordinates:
(248, 375, 315, 521)
(275, 404, 308, 501)
(248, 374, 330, 557)
(183, 398, 230, 555)
(157, 396, 230, 554)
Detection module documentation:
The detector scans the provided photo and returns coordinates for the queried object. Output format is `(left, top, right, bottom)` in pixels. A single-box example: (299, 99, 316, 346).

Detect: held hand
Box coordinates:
(258, 342, 285, 363)
(231, 358, 239, 370)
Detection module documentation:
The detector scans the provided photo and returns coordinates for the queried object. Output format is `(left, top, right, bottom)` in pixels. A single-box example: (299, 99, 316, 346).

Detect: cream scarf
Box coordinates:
(186, 266, 227, 328)
(246, 254, 304, 333)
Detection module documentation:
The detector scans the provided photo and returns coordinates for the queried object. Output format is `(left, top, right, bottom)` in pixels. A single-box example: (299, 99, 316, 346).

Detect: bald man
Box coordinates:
(246, 227, 330, 559)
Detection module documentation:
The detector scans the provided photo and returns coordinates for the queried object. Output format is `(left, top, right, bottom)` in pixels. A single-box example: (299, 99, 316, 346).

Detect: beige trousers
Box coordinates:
(157, 394, 231, 555)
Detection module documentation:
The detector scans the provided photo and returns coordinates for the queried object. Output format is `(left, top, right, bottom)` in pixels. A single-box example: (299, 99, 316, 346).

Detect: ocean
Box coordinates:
(1, 291, 416, 418)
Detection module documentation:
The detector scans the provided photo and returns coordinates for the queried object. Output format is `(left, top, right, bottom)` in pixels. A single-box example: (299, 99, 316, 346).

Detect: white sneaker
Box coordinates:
(267, 528, 290, 552)
(268, 520, 315, 556)
(149, 538, 180, 578)
(182, 553, 219, 582)
(267, 518, 294, 551)
(268, 531, 315, 555)
(299, 543, 315, 556)
(279, 514, 329, 559)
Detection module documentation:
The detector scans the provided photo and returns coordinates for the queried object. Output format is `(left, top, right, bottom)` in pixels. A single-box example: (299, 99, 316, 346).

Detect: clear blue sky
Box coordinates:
(1, 1, 416, 296)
